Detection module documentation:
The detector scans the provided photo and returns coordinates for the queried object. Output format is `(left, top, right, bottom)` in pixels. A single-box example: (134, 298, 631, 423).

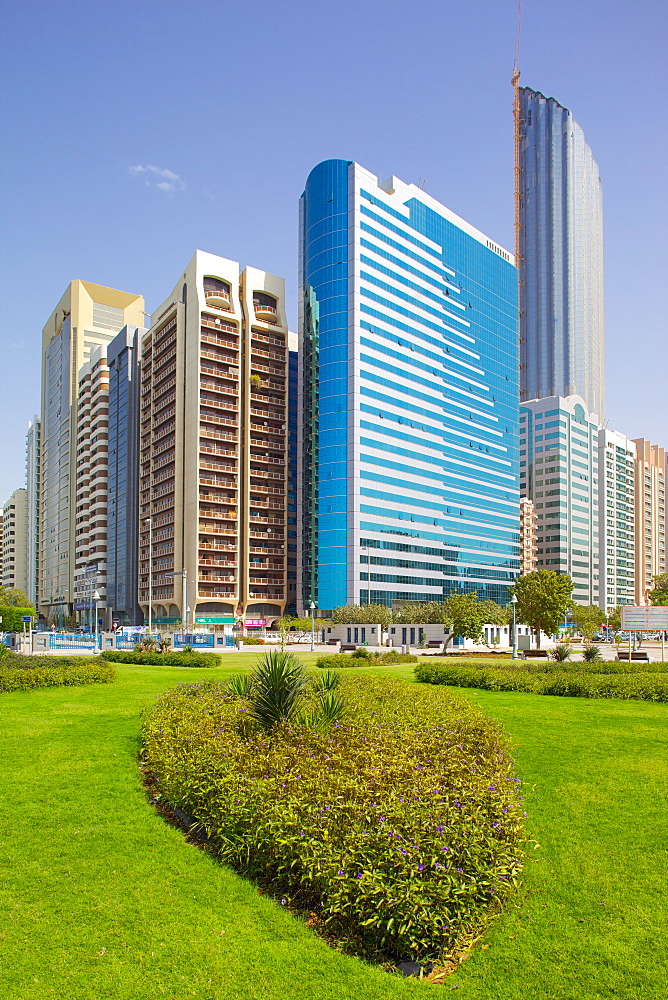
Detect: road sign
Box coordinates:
(621, 606, 668, 630)
(21, 616, 32, 623)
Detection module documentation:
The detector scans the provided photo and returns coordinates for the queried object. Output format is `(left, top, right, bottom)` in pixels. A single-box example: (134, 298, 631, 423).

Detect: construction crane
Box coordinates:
(512, 0, 523, 268)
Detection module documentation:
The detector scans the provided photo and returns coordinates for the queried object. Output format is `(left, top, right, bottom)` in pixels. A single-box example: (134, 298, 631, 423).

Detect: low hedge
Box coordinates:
(100, 650, 219, 668)
(0, 658, 115, 692)
(142, 675, 524, 964)
(315, 651, 418, 669)
(0, 650, 104, 669)
(414, 661, 668, 702)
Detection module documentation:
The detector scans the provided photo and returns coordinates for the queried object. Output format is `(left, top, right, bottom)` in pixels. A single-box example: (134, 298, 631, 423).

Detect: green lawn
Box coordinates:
(0, 655, 666, 999)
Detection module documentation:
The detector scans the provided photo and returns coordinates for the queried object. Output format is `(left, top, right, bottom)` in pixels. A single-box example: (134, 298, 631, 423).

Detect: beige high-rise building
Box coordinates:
(73, 346, 110, 628)
(139, 251, 290, 627)
(632, 439, 666, 604)
(2, 489, 28, 594)
(39, 281, 144, 624)
(519, 497, 537, 575)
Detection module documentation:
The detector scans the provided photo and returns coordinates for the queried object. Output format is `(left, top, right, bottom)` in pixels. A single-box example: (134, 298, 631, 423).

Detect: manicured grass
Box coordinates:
(0, 654, 665, 999)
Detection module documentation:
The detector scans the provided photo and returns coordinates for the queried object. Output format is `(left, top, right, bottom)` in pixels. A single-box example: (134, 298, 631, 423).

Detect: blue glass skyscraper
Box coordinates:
(299, 160, 519, 614)
(107, 325, 143, 624)
(519, 87, 604, 418)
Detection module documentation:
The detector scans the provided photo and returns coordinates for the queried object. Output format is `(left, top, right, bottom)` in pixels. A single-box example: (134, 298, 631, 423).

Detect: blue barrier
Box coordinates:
(49, 634, 98, 651)
(173, 634, 215, 648)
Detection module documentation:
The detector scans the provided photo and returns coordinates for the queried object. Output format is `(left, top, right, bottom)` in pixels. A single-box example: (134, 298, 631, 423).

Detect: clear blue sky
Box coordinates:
(1, 0, 666, 501)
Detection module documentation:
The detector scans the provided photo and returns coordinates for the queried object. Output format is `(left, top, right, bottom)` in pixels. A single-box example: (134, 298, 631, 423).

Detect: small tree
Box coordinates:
(571, 604, 606, 641)
(275, 615, 294, 651)
(0, 605, 36, 632)
(0, 586, 33, 608)
(510, 570, 573, 649)
(441, 593, 491, 651)
(649, 573, 668, 606)
(607, 605, 623, 634)
(330, 603, 393, 630)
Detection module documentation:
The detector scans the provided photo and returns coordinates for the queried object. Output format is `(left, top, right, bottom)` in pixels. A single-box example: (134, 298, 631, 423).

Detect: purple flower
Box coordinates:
(436, 826, 444, 832)
(337, 870, 344, 876)
(418, 864, 425, 871)
(280, 898, 287, 905)
(456, 867, 463, 873)
(356, 873, 363, 879)
(401, 849, 408, 854)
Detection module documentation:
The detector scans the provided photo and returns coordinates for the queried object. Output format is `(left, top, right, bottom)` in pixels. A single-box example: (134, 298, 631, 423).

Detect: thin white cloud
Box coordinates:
(129, 164, 186, 193)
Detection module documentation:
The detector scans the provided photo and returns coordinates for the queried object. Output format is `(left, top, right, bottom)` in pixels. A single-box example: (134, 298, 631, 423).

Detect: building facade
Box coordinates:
(2, 489, 28, 594)
(299, 160, 519, 615)
(518, 87, 604, 418)
(107, 326, 144, 625)
(632, 439, 666, 604)
(286, 335, 299, 614)
(39, 281, 144, 625)
(25, 417, 40, 606)
(138, 251, 290, 627)
(597, 430, 635, 611)
(519, 497, 537, 575)
(73, 346, 110, 628)
(520, 395, 601, 606)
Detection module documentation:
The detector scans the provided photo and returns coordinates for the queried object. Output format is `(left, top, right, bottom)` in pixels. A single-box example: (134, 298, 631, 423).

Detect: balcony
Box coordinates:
(205, 289, 231, 310)
(204, 278, 232, 311)
(253, 298, 278, 322)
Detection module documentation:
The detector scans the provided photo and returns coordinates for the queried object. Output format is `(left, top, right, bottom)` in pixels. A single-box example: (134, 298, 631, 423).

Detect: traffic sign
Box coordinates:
(621, 606, 668, 630)
(21, 616, 32, 623)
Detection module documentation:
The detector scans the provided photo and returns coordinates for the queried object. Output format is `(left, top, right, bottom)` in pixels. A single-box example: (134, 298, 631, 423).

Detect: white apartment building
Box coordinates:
(139, 251, 290, 627)
(25, 416, 40, 606)
(633, 439, 666, 604)
(73, 346, 110, 628)
(520, 395, 601, 606)
(598, 430, 635, 610)
(2, 489, 28, 594)
(39, 281, 144, 624)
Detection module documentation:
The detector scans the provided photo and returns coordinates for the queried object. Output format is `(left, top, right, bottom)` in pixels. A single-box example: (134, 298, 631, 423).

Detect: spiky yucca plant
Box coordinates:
(248, 651, 307, 730)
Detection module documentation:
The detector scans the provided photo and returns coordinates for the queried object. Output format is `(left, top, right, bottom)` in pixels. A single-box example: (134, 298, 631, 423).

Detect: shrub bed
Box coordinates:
(415, 661, 668, 702)
(142, 675, 523, 963)
(0, 657, 115, 692)
(100, 650, 218, 668)
(315, 651, 418, 669)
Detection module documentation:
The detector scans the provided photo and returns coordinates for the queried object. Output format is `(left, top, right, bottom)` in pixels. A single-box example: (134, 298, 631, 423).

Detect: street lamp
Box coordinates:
(171, 569, 187, 634)
(310, 601, 316, 652)
(510, 594, 519, 659)
(144, 517, 153, 634)
(93, 590, 101, 649)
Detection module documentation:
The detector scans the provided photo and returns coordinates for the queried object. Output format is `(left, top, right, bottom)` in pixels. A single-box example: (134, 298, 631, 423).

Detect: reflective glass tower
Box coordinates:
(299, 160, 519, 614)
(519, 87, 604, 418)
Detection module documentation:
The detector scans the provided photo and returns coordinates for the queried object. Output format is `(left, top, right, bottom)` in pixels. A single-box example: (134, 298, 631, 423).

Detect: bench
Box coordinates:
(522, 649, 551, 659)
(340, 644, 358, 652)
(616, 651, 650, 662)
(426, 640, 444, 649)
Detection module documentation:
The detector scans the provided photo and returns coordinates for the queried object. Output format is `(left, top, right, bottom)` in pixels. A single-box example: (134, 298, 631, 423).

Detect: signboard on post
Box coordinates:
(621, 607, 668, 630)
(21, 616, 33, 623)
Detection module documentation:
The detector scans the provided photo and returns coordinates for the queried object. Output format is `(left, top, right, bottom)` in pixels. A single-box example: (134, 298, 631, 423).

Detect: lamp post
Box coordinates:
(511, 594, 519, 659)
(169, 569, 188, 635)
(93, 590, 101, 649)
(309, 601, 316, 652)
(144, 517, 153, 634)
